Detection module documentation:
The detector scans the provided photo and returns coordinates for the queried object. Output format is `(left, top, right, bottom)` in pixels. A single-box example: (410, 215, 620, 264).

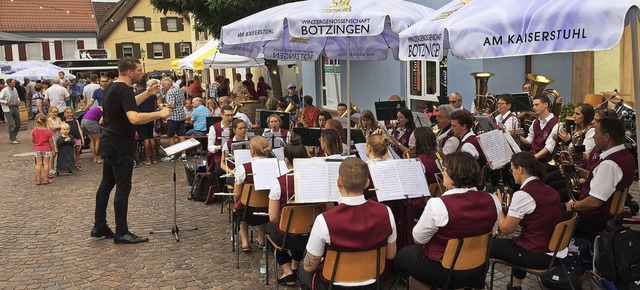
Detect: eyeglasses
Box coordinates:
(496, 102, 507, 105)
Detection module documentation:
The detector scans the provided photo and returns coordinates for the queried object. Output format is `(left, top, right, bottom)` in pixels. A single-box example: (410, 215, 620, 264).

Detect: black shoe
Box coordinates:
(113, 232, 149, 244)
(277, 273, 297, 286)
(506, 283, 522, 290)
(90, 226, 115, 238)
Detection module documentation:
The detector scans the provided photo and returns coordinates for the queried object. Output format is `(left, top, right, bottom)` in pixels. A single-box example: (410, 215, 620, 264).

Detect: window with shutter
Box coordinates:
(166, 18, 178, 32)
(26, 43, 42, 60)
(0, 46, 5, 61)
(152, 43, 164, 59)
(122, 43, 134, 58)
(133, 17, 145, 32)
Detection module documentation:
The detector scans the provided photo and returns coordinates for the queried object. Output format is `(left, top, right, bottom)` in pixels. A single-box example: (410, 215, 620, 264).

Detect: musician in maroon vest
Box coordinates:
(394, 152, 500, 290)
(414, 127, 440, 185)
(495, 94, 519, 133)
(300, 157, 397, 290)
(220, 119, 249, 175)
(450, 110, 487, 168)
(208, 105, 233, 190)
(435, 104, 459, 157)
(233, 136, 271, 252)
(266, 134, 310, 286)
(391, 108, 416, 157)
(518, 95, 559, 162)
(490, 152, 564, 290)
(565, 117, 635, 234)
(262, 113, 290, 144)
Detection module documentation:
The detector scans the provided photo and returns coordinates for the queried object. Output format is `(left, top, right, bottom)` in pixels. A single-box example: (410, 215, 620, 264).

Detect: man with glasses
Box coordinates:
(448, 92, 465, 111)
(208, 105, 234, 191)
(435, 104, 459, 157)
(494, 94, 519, 134)
(0, 79, 21, 143)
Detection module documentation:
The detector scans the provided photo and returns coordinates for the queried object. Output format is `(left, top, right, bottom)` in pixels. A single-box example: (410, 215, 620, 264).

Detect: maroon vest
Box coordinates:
(393, 128, 413, 156)
(437, 128, 455, 155)
(212, 122, 225, 164)
(418, 152, 439, 185)
(530, 116, 558, 162)
(423, 190, 497, 261)
(500, 112, 515, 125)
(585, 147, 602, 171)
(233, 162, 254, 210)
(513, 179, 562, 253)
(277, 172, 296, 209)
(579, 148, 635, 218)
(225, 138, 237, 171)
(458, 133, 487, 168)
(323, 200, 392, 252)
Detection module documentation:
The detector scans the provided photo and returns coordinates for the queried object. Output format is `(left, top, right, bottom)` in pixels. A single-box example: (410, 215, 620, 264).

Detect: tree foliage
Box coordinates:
(150, 0, 301, 99)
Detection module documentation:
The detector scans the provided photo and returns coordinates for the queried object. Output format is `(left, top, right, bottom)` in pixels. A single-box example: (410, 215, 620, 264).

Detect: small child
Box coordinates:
(63, 107, 84, 170)
(31, 113, 54, 185)
(56, 123, 76, 174)
(47, 107, 62, 178)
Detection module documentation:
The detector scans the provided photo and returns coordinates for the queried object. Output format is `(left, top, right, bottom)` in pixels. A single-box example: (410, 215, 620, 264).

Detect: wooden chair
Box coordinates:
(264, 204, 325, 288)
(441, 233, 493, 289)
(233, 183, 270, 269)
(489, 212, 579, 290)
(583, 93, 604, 107)
(322, 246, 387, 290)
(610, 187, 629, 219)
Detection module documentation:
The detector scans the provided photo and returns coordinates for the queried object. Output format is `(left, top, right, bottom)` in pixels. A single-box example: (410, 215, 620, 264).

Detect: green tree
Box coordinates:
(151, 0, 301, 99)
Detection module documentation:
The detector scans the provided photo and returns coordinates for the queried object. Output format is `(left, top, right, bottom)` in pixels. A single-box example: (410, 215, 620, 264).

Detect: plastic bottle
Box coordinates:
(259, 246, 267, 277)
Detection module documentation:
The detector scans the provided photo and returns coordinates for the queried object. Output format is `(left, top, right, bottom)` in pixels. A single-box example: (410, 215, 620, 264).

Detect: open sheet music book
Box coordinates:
(272, 147, 285, 160)
(293, 158, 342, 203)
(251, 159, 288, 190)
(476, 130, 517, 170)
(368, 159, 428, 202)
(233, 149, 252, 168)
(161, 138, 201, 156)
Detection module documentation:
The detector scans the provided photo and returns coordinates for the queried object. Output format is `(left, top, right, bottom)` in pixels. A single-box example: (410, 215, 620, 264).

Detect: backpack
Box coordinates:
(541, 237, 591, 290)
(594, 219, 640, 289)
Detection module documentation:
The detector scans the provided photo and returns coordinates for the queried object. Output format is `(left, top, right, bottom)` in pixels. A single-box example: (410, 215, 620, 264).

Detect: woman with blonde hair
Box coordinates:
(358, 109, 380, 138)
(233, 135, 272, 251)
(206, 99, 220, 116)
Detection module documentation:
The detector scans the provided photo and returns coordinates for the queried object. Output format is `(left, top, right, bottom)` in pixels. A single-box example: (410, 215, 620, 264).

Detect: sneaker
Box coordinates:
(10, 140, 19, 144)
(179, 154, 187, 161)
(161, 156, 174, 162)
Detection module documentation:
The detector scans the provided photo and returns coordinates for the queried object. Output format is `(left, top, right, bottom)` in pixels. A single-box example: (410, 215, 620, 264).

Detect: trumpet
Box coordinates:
(404, 146, 415, 159)
(341, 101, 360, 117)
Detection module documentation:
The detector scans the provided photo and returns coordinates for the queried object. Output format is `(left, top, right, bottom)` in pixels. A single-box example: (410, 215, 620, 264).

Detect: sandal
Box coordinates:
(35, 178, 41, 185)
(142, 161, 152, 166)
(42, 179, 52, 185)
(241, 245, 252, 252)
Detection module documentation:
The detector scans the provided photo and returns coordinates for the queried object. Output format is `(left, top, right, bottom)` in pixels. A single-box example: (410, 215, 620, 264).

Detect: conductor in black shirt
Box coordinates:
(90, 57, 171, 244)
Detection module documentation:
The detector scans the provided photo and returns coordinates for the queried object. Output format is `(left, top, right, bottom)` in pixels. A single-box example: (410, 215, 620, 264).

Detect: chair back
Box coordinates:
(548, 212, 578, 253)
(278, 204, 323, 235)
(442, 233, 491, 271)
(428, 183, 445, 197)
(240, 183, 270, 208)
(610, 187, 629, 217)
(322, 247, 386, 285)
(583, 93, 604, 107)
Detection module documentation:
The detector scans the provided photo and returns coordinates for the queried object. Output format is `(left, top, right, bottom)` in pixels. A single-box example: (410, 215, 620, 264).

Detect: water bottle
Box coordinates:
(259, 247, 267, 277)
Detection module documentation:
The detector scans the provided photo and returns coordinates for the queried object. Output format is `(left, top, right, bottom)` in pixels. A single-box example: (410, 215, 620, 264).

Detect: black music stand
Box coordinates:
(437, 96, 449, 105)
(293, 127, 322, 147)
(475, 115, 496, 133)
(511, 92, 532, 113)
(205, 116, 222, 133)
(375, 101, 406, 121)
(152, 138, 200, 242)
(344, 129, 366, 144)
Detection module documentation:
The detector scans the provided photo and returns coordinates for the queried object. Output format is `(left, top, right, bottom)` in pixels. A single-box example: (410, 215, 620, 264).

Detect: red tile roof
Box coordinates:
(92, 1, 117, 28)
(0, 0, 98, 32)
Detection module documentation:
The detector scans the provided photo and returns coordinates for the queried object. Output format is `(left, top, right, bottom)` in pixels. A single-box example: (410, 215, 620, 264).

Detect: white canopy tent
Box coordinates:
(172, 39, 263, 70)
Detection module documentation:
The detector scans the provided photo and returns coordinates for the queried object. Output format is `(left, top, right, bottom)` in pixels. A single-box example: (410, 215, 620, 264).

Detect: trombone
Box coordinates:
(341, 101, 360, 117)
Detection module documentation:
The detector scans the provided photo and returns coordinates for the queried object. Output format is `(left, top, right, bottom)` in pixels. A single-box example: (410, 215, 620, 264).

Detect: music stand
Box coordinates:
(437, 96, 449, 105)
(375, 101, 406, 121)
(231, 140, 250, 151)
(474, 115, 496, 133)
(511, 92, 532, 113)
(205, 116, 222, 133)
(293, 127, 322, 147)
(412, 111, 432, 128)
(264, 131, 286, 148)
(152, 138, 201, 242)
(344, 129, 366, 144)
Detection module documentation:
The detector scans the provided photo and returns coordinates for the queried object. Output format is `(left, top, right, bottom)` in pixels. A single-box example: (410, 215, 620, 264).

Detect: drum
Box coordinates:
(615, 102, 636, 134)
(19, 103, 28, 131)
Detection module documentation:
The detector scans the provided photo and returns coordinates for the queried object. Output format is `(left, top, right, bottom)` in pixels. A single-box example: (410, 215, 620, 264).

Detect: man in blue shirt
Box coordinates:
(185, 97, 211, 153)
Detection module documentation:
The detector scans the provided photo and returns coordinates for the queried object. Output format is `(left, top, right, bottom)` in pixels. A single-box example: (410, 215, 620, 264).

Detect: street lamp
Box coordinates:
(140, 48, 146, 71)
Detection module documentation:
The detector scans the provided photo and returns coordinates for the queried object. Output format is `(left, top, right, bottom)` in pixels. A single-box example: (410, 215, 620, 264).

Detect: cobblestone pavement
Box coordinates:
(0, 121, 638, 289)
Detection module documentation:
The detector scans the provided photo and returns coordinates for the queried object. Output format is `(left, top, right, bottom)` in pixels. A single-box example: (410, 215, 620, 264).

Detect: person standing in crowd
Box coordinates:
(218, 78, 231, 98)
(56, 123, 76, 174)
(299, 157, 397, 290)
(24, 77, 35, 119)
(32, 113, 54, 185)
(134, 76, 157, 165)
(31, 83, 48, 116)
(0, 78, 21, 143)
(232, 73, 244, 98)
(63, 107, 84, 171)
(188, 76, 204, 97)
(85, 76, 109, 109)
(161, 77, 188, 161)
(68, 79, 81, 110)
(256, 76, 272, 106)
(83, 74, 101, 110)
(300, 95, 320, 128)
(244, 73, 258, 101)
(45, 77, 70, 119)
(91, 57, 171, 244)
(81, 106, 103, 164)
(209, 75, 223, 100)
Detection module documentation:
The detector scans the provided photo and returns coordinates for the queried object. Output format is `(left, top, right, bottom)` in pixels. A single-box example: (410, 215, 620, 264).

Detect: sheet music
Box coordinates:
(293, 159, 341, 203)
(162, 138, 201, 156)
(251, 159, 288, 190)
(272, 147, 285, 160)
(233, 149, 252, 167)
(503, 131, 522, 153)
(368, 159, 427, 202)
(477, 130, 513, 170)
(354, 143, 369, 162)
(412, 111, 432, 128)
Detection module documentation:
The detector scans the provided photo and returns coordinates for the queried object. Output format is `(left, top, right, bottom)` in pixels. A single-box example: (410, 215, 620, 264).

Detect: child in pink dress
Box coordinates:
(32, 113, 54, 185)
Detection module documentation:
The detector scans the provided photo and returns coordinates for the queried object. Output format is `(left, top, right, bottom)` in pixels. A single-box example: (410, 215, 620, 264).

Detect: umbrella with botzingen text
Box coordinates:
(220, 0, 434, 147)
(398, 0, 640, 175)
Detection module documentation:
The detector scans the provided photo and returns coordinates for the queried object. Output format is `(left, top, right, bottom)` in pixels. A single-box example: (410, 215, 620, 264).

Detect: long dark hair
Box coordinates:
(398, 108, 416, 132)
(321, 129, 343, 156)
(414, 127, 437, 155)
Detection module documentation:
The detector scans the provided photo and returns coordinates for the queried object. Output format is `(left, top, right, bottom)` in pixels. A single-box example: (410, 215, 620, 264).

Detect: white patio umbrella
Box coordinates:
(9, 61, 62, 73)
(221, 0, 434, 147)
(399, 0, 640, 174)
(8, 67, 74, 81)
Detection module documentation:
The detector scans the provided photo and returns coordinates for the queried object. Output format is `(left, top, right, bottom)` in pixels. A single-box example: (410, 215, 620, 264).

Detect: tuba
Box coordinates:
(471, 72, 497, 115)
(524, 74, 561, 128)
